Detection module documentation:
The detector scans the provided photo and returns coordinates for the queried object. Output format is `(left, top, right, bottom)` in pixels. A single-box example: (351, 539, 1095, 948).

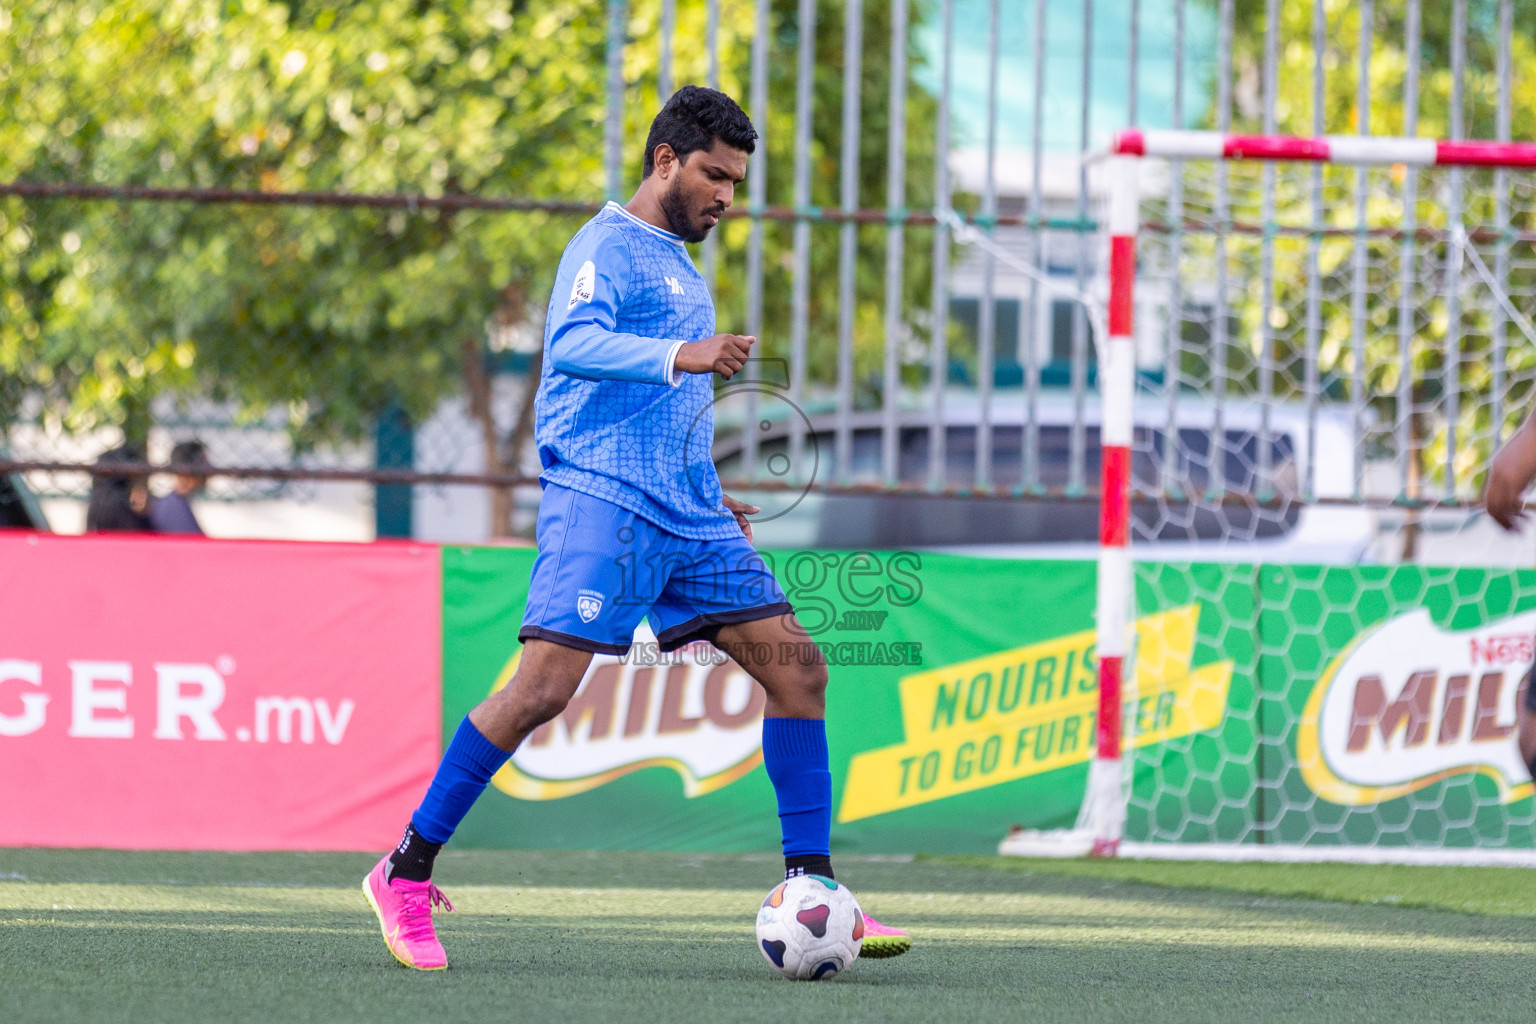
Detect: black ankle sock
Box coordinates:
(387, 823, 442, 883)
(784, 855, 834, 880)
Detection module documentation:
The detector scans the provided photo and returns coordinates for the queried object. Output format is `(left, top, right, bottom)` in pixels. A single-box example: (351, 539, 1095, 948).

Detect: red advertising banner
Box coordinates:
(0, 533, 441, 850)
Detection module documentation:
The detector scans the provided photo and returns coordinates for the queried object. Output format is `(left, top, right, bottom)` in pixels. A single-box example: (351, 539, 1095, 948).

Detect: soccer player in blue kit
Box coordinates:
(362, 86, 912, 971)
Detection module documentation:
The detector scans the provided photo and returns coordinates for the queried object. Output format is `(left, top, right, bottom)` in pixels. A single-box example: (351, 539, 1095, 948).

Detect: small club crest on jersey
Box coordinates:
(576, 589, 605, 623)
(568, 260, 596, 309)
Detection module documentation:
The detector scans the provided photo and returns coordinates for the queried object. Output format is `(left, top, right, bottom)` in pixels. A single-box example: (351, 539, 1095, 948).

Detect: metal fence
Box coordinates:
(4, 0, 1533, 553)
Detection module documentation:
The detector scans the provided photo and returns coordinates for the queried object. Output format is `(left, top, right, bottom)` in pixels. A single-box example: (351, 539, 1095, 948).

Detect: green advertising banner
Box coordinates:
(443, 552, 1536, 854)
(1249, 565, 1536, 849)
(1127, 563, 1261, 845)
(443, 549, 1254, 855)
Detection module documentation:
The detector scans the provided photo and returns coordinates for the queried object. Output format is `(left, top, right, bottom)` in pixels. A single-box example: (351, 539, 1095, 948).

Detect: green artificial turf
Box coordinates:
(4, 848, 1536, 1024)
(930, 853, 1536, 919)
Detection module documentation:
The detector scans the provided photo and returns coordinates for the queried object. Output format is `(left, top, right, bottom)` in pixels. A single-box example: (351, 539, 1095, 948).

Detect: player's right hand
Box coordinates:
(1485, 455, 1530, 531)
(676, 334, 755, 379)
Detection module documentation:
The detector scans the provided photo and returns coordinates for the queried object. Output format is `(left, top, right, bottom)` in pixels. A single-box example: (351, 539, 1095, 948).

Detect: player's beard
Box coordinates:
(660, 177, 721, 244)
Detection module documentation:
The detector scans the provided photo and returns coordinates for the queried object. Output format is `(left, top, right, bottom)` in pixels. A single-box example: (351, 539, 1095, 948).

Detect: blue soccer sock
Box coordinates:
(762, 717, 833, 877)
(407, 717, 511, 846)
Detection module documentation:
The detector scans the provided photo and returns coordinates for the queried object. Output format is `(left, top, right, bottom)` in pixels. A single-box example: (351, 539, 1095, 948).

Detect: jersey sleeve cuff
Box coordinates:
(664, 340, 685, 386)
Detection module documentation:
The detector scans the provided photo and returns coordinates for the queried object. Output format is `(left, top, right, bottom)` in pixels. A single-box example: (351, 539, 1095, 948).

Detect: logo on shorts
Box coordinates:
(568, 260, 596, 309)
(576, 589, 604, 624)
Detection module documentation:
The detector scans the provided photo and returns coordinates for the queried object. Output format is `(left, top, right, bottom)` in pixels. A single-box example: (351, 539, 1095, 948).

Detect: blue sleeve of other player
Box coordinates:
(548, 228, 684, 386)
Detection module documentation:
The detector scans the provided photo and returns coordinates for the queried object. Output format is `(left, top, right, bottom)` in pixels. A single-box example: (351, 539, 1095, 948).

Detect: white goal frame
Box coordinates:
(1000, 128, 1536, 865)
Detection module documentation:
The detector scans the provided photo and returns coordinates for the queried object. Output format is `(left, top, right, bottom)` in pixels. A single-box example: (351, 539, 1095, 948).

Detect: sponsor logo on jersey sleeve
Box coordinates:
(568, 260, 596, 309)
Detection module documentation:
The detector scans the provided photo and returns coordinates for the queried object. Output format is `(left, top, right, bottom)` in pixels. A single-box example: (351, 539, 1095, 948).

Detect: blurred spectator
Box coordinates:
(150, 440, 212, 535)
(85, 445, 152, 532)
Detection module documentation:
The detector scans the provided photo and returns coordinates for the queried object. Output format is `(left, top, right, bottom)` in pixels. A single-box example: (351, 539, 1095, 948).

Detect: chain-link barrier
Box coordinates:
(1, 182, 1096, 541)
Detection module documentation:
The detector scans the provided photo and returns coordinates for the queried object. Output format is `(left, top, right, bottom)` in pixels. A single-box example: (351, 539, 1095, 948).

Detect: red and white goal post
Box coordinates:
(1000, 129, 1536, 865)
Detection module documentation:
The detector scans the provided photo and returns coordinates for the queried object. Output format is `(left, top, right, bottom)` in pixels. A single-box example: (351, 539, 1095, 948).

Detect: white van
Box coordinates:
(711, 388, 1375, 563)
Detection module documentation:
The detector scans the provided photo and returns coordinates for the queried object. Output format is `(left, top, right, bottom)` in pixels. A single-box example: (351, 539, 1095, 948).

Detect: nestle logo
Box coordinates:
(1469, 634, 1534, 667)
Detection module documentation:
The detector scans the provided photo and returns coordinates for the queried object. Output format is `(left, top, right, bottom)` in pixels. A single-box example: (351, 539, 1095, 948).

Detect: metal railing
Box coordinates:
(4, 0, 1531, 549)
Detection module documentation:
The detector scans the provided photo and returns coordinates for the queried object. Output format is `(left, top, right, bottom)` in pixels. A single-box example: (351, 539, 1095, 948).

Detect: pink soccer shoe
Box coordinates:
(362, 854, 455, 970)
(858, 912, 912, 958)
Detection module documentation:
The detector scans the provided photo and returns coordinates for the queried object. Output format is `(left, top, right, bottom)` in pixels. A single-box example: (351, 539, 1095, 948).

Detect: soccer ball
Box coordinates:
(755, 874, 864, 980)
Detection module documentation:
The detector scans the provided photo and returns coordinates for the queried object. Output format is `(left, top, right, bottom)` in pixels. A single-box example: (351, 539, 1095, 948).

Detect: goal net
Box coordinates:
(1004, 130, 1536, 864)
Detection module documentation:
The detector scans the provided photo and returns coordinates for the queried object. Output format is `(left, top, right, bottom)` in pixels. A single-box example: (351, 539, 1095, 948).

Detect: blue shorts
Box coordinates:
(519, 483, 792, 655)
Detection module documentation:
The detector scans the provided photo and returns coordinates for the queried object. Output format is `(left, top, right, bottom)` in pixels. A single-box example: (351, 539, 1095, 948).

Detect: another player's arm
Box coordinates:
(1485, 408, 1536, 531)
(1520, 690, 1536, 781)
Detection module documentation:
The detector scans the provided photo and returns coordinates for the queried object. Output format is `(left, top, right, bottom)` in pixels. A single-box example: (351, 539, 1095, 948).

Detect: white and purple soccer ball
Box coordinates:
(755, 874, 864, 980)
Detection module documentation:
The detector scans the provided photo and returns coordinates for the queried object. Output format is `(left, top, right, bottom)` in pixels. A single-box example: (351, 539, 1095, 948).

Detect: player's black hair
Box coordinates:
(642, 85, 757, 178)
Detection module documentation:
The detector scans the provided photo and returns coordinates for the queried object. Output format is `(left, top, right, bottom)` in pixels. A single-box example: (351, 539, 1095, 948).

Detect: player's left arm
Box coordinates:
(721, 495, 760, 543)
(550, 229, 685, 385)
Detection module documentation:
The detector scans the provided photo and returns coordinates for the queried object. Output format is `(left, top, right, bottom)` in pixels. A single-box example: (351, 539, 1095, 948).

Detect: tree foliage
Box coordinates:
(1177, 0, 1536, 500)
(695, 0, 944, 400)
(1, 0, 943, 466)
(2, 0, 609, 447)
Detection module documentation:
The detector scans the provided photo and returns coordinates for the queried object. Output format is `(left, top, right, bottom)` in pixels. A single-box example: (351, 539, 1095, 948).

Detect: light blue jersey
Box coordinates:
(535, 202, 736, 540)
